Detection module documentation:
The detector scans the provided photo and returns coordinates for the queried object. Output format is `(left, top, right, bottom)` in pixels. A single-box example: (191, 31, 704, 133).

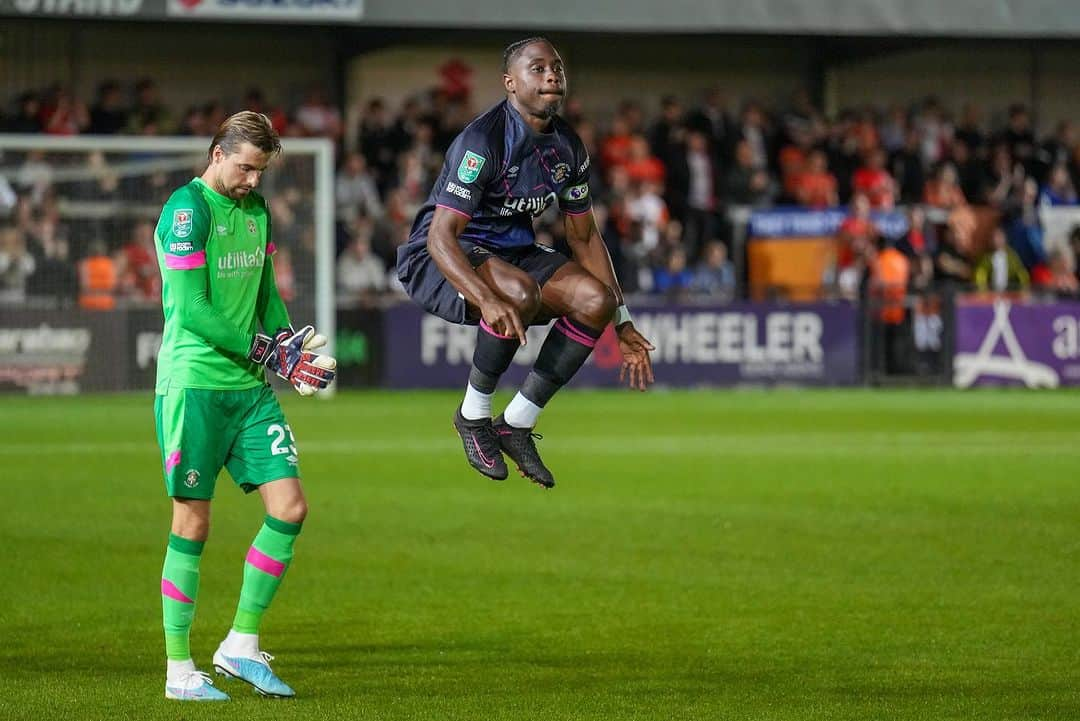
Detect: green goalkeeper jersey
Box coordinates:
(154, 177, 290, 393)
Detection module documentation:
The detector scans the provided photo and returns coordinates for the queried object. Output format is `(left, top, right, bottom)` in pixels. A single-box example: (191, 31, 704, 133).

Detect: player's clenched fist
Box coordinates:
(249, 325, 337, 395)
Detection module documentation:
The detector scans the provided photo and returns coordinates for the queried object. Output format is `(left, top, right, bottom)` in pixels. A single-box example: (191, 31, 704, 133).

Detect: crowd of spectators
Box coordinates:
(4, 76, 1080, 313)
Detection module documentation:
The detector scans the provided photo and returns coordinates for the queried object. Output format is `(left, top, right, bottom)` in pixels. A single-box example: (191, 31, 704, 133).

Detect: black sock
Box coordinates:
(519, 317, 603, 407)
(469, 320, 521, 393)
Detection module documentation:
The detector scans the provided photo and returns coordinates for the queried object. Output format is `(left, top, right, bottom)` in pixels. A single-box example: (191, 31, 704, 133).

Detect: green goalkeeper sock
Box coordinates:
(161, 534, 204, 661)
(232, 515, 302, 634)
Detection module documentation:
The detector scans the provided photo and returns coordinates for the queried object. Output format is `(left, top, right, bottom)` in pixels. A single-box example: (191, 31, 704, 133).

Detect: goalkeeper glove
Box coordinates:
(249, 325, 337, 395)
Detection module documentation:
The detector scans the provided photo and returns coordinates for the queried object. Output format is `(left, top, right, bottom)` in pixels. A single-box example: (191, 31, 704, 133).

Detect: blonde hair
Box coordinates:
(208, 111, 281, 160)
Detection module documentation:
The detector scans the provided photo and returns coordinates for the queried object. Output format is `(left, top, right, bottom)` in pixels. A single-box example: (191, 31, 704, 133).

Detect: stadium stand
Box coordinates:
(4, 78, 1080, 317)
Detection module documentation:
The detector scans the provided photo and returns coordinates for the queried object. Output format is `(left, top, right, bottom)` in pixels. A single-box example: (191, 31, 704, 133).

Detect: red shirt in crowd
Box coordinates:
(624, 155, 666, 185)
(124, 242, 160, 299)
(778, 145, 807, 195)
(837, 216, 875, 268)
(601, 133, 633, 172)
(852, 167, 896, 208)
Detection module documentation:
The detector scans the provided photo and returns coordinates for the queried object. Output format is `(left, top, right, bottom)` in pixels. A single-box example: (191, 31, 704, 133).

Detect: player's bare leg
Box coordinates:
(171, 499, 212, 542)
(496, 263, 616, 488)
(213, 477, 306, 698)
(536, 262, 619, 331)
(453, 258, 541, 481)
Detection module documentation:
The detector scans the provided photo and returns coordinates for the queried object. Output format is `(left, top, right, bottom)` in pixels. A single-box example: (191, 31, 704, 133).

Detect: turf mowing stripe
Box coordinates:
(3, 433, 1079, 457)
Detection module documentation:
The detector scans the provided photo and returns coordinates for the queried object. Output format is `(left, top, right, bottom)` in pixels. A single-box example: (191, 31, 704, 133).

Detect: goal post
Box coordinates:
(0, 133, 336, 395)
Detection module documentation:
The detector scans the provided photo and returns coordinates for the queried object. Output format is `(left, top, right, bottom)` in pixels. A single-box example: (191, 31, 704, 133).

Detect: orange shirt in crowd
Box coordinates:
(79, 255, 118, 310)
(793, 171, 838, 208)
(873, 247, 910, 324)
(923, 180, 967, 209)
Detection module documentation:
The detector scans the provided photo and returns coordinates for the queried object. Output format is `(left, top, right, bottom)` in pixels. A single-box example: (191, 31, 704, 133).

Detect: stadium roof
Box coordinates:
(3, 0, 1080, 37)
(370, 0, 1080, 38)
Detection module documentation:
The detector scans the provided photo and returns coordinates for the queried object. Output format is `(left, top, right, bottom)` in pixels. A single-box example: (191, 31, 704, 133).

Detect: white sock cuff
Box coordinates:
(221, 629, 260, 655)
(461, 382, 495, 420)
(503, 393, 543, 428)
(166, 658, 196, 679)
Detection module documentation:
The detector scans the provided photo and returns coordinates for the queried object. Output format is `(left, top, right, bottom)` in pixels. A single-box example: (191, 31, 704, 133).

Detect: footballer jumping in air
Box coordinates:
(153, 111, 336, 701)
(397, 37, 655, 488)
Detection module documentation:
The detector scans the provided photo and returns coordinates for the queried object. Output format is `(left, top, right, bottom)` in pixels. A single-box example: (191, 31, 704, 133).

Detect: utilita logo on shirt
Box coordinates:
(217, 247, 265, 278)
(501, 192, 556, 217)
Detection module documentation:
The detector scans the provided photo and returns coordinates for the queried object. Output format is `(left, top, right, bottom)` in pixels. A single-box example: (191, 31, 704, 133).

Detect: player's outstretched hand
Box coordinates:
(616, 323, 655, 391)
(262, 325, 337, 395)
(480, 298, 527, 346)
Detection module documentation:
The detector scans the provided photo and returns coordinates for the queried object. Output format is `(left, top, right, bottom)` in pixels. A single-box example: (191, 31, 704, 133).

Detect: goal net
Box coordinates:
(0, 134, 334, 394)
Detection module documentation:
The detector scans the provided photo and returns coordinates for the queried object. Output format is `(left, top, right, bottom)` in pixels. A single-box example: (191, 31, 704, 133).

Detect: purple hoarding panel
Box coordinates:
(954, 298, 1080, 388)
(383, 302, 858, 388)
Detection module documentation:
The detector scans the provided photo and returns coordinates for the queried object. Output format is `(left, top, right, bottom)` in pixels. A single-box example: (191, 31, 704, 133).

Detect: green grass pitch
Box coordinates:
(2, 389, 1079, 720)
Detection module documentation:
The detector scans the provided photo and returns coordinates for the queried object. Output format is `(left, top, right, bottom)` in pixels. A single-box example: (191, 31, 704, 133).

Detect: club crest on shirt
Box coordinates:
(458, 151, 486, 183)
(173, 209, 193, 238)
(247, 218, 257, 235)
(551, 162, 571, 183)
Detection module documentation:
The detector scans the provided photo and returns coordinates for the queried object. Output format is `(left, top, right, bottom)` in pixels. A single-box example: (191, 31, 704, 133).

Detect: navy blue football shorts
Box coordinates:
(397, 239, 570, 325)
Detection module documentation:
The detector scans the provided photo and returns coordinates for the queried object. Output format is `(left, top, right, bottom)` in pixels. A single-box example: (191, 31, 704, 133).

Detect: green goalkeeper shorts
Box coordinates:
(154, 384, 301, 500)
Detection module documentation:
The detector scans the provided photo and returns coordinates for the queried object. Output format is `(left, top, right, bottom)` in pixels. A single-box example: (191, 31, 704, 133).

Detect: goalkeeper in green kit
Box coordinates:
(153, 111, 335, 701)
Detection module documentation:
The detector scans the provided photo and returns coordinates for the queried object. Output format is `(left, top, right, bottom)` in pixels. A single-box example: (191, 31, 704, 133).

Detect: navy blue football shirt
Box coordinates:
(405, 100, 592, 252)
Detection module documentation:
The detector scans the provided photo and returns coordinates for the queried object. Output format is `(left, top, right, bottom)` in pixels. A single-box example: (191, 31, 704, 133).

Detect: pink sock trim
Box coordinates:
(165, 450, 182, 474)
(245, 546, 286, 577)
(480, 319, 516, 340)
(161, 578, 194, 604)
(555, 318, 598, 348)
